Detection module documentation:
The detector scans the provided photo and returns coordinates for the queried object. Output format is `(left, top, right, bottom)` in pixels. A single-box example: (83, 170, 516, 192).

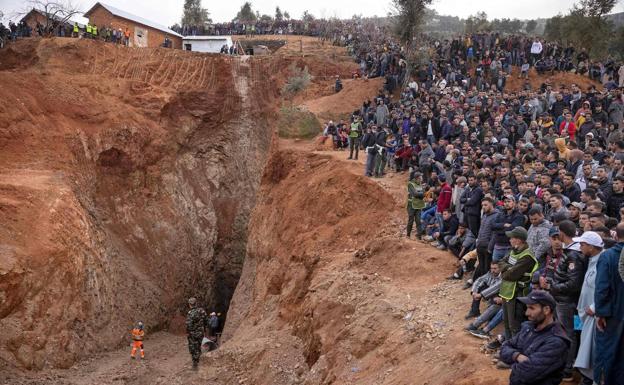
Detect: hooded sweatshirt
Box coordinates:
(555, 138, 570, 161)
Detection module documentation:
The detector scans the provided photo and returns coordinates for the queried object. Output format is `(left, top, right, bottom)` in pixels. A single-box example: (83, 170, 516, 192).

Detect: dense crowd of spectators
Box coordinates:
(171, 18, 355, 40)
(321, 23, 624, 385)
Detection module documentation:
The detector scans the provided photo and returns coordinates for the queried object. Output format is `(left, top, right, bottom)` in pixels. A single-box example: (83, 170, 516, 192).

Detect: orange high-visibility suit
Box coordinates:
(130, 328, 145, 358)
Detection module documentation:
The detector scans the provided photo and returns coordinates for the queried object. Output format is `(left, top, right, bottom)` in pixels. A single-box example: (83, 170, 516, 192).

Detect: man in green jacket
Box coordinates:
(407, 171, 426, 239)
(347, 116, 361, 160)
(499, 226, 539, 339)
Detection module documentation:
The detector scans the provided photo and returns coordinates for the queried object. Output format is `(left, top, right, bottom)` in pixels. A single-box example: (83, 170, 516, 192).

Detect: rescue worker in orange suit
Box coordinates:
(130, 321, 145, 359)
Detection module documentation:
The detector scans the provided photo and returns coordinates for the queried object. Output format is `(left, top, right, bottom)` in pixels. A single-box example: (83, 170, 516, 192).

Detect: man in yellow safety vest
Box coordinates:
(499, 226, 539, 339)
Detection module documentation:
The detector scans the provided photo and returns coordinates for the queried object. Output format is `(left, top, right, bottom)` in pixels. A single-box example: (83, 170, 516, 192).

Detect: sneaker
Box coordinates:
(423, 236, 434, 242)
(430, 241, 440, 247)
(464, 324, 478, 332)
(464, 311, 480, 320)
(436, 245, 447, 250)
(462, 281, 473, 290)
(469, 329, 491, 339)
(486, 339, 502, 350)
(496, 361, 510, 370)
(446, 273, 462, 280)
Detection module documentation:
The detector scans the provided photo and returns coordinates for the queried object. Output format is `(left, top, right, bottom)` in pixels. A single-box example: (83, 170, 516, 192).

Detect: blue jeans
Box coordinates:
(472, 303, 502, 329)
(485, 308, 504, 332)
(492, 247, 511, 263)
(421, 205, 437, 224)
(365, 151, 376, 176)
(435, 212, 444, 233)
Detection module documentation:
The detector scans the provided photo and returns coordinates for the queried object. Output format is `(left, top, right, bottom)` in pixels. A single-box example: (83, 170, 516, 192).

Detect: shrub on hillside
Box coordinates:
(283, 64, 312, 95)
(277, 106, 321, 139)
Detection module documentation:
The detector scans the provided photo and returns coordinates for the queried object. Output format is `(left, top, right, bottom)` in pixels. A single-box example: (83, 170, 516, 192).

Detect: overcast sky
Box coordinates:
(1, 0, 623, 25)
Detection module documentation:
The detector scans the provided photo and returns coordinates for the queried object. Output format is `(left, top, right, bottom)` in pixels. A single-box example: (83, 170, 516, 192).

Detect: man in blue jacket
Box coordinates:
(593, 223, 624, 385)
(500, 290, 570, 385)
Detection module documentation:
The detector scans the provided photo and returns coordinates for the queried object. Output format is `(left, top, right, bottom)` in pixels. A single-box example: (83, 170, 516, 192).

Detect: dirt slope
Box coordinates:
(303, 77, 385, 122)
(214, 140, 506, 385)
(505, 67, 600, 92)
(0, 37, 278, 370)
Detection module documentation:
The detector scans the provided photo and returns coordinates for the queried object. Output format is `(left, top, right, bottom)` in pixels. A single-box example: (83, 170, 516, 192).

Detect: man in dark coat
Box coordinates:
(593, 223, 624, 385)
(500, 290, 570, 385)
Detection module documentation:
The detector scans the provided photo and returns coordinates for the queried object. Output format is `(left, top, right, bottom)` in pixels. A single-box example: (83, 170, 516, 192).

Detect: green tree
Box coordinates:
(608, 25, 624, 59)
(302, 10, 315, 22)
(234, 1, 257, 21)
(543, 0, 617, 58)
(544, 14, 565, 41)
(465, 11, 489, 33)
(579, 0, 618, 17)
(525, 19, 538, 34)
(391, 0, 433, 86)
(181, 0, 210, 26)
(275, 6, 283, 21)
(283, 11, 290, 20)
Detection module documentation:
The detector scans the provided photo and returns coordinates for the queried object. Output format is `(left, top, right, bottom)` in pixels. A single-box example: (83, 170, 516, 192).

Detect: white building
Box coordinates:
(182, 36, 233, 53)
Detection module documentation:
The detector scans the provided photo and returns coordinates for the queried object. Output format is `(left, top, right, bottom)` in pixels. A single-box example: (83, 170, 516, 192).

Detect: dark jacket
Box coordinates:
(361, 132, 376, 149)
(549, 243, 587, 304)
(492, 209, 526, 247)
(595, 242, 624, 321)
(562, 183, 582, 203)
(500, 321, 570, 385)
(462, 186, 484, 216)
(441, 215, 459, 239)
(477, 211, 498, 249)
(606, 191, 624, 220)
(420, 118, 441, 140)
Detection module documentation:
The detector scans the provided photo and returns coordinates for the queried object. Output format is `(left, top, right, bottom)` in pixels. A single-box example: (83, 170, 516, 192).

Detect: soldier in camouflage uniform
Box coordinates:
(185, 297, 208, 369)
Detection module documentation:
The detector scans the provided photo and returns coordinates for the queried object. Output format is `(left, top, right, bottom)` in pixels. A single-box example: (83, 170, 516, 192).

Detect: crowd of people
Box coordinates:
(326, 23, 624, 385)
(172, 18, 354, 41)
(0, 20, 175, 48)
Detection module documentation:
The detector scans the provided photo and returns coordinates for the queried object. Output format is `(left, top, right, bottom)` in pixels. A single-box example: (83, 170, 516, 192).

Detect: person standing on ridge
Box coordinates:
(186, 297, 208, 370)
(406, 171, 425, 239)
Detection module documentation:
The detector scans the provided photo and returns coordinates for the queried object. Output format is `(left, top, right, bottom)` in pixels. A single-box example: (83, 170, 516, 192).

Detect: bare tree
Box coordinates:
(18, 0, 82, 36)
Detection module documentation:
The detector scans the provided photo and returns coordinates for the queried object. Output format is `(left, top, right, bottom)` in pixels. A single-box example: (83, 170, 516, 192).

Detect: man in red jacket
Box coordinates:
(437, 174, 453, 213)
(559, 112, 577, 142)
(436, 174, 453, 232)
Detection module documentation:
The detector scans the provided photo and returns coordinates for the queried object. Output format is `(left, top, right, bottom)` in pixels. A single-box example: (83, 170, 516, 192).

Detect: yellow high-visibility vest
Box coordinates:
(86, 24, 92, 33)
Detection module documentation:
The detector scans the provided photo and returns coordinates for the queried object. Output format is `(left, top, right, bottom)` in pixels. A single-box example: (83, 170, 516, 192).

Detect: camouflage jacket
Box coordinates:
(186, 307, 208, 338)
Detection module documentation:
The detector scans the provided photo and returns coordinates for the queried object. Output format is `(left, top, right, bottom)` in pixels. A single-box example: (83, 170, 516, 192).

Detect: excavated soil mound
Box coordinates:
(0, 37, 278, 370)
(303, 77, 385, 122)
(505, 67, 600, 92)
(210, 146, 505, 385)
